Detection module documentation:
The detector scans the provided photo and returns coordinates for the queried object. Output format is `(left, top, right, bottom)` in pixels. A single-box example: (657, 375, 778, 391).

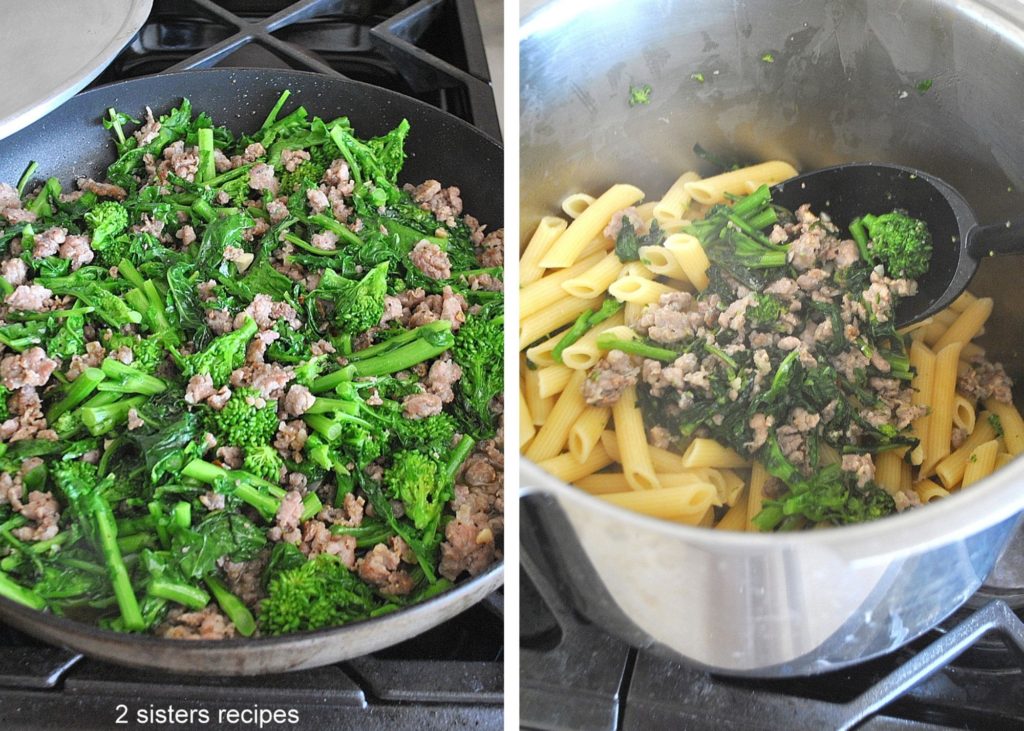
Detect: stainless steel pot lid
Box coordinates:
(0, 0, 152, 141)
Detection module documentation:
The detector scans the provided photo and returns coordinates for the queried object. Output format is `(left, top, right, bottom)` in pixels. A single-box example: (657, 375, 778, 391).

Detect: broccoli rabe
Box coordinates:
(242, 444, 284, 483)
(451, 301, 503, 436)
(316, 262, 389, 336)
(260, 553, 377, 635)
(850, 210, 933, 279)
(208, 387, 279, 448)
(179, 315, 258, 386)
(84, 201, 129, 251)
(384, 451, 447, 532)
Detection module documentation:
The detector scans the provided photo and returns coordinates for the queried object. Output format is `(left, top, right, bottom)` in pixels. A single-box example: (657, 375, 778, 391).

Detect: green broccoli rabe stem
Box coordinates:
(47, 367, 105, 422)
(117, 258, 146, 291)
(726, 212, 774, 247)
(301, 493, 323, 522)
(97, 358, 166, 395)
(351, 335, 453, 377)
(172, 501, 191, 530)
(305, 397, 361, 416)
(329, 521, 394, 547)
(746, 207, 779, 230)
(115, 516, 155, 535)
(595, 334, 679, 361)
(182, 459, 281, 520)
(445, 435, 477, 484)
(191, 198, 217, 224)
(80, 395, 147, 436)
(307, 364, 356, 394)
(345, 320, 451, 363)
(307, 214, 364, 248)
(16, 161, 38, 197)
(89, 491, 144, 630)
(303, 412, 371, 442)
(730, 184, 771, 219)
(328, 125, 363, 189)
(205, 575, 256, 637)
(281, 232, 342, 257)
(148, 501, 170, 549)
(0, 277, 13, 297)
(197, 127, 216, 183)
(0, 530, 71, 572)
(0, 569, 45, 609)
(260, 89, 291, 130)
(849, 217, 872, 261)
(148, 577, 210, 610)
(115, 533, 155, 554)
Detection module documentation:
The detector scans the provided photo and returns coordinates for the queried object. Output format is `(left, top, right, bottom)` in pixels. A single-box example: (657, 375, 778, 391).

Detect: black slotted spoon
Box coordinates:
(770, 163, 1014, 327)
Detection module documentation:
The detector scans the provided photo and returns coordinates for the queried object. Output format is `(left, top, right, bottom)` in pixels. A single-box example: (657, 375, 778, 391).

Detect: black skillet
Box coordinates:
(0, 68, 503, 674)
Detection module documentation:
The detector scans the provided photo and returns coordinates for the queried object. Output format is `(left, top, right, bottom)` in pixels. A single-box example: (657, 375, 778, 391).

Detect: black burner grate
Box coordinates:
(521, 564, 1024, 731)
(87, 0, 501, 141)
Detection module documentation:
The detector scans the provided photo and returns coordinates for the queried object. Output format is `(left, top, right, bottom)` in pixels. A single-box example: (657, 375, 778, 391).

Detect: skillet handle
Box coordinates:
(966, 215, 1024, 258)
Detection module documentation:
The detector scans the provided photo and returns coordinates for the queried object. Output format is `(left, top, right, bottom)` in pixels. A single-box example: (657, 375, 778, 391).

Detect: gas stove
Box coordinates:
(521, 548, 1024, 731)
(0, 2, 502, 728)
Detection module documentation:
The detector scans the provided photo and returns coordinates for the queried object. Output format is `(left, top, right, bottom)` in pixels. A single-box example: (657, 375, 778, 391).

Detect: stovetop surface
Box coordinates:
(520, 565, 1024, 731)
(0, 2, 502, 728)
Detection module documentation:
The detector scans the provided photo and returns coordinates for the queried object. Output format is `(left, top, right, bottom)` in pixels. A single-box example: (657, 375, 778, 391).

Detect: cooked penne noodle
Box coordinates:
(653, 171, 701, 224)
(599, 431, 687, 474)
(934, 413, 997, 488)
(525, 370, 589, 462)
(915, 479, 949, 503)
(520, 295, 596, 350)
(985, 398, 1024, 455)
(635, 201, 658, 223)
(522, 366, 553, 426)
(525, 336, 560, 369)
(683, 161, 798, 205)
(561, 193, 596, 219)
(933, 297, 994, 352)
(664, 233, 710, 291)
(681, 439, 751, 469)
(875, 451, 904, 497)
(746, 462, 768, 531)
(538, 443, 614, 483)
(540, 184, 645, 268)
(624, 302, 645, 327)
(613, 387, 661, 491)
(519, 389, 535, 448)
(921, 342, 962, 477)
(608, 276, 676, 305)
(569, 406, 612, 462)
(562, 252, 624, 299)
(952, 394, 976, 434)
(535, 365, 574, 399)
(996, 452, 1015, 469)
(600, 484, 715, 518)
(560, 311, 627, 370)
(639, 243, 687, 279)
(908, 343, 934, 467)
(961, 439, 999, 488)
(520, 251, 606, 319)
(576, 472, 631, 495)
(521, 216, 568, 285)
(715, 487, 750, 531)
(950, 290, 978, 313)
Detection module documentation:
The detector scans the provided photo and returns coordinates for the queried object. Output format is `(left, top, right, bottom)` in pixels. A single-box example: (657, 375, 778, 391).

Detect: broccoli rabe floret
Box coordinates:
(628, 83, 652, 107)
(259, 553, 377, 635)
(451, 301, 503, 436)
(208, 387, 279, 448)
(279, 160, 325, 194)
(179, 315, 258, 386)
(393, 412, 457, 457)
(746, 293, 786, 329)
(852, 210, 933, 279)
(242, 444, 284, 483)
(0, 386, 10, 423)
(384, 450, 448, 532)
(84, 201, 129, 252)
(317, 262, 389, 336)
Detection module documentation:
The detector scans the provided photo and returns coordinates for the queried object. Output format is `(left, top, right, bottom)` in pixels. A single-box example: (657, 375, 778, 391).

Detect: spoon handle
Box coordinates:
(966, 216, 1024, 258)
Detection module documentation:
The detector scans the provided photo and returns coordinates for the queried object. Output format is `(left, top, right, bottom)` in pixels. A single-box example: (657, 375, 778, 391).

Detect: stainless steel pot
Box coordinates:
(520, 0, 1024, 677)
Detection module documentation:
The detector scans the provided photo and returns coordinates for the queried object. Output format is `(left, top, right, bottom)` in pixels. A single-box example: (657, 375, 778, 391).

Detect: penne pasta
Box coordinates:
(714, 487, 750, 531)
(568, 406, 612, 463)
(524, 370, 588, 462)
(952, 394, 976, 434)
(537, 444, 614, 484)
(908, 340, 935, 467)
(934, 413, 998, 488)
(683, 161, 798, 205)
(519, 388, 536, 448)
(540, 184, 645, 268)
(520, 251, 606, 319)
(639, 243, 688, 280)
(985, 398, 1024, 455)
(933, 297, 994, 352)
(535, 365, 574, 399)
(915, 479, 949, 504)
(525, 335, 560, 369)
(520, 216, 568, 285)
(560, 311, 627, 370)
(961, 439, 999, 488)
(608, 276, 676, 305)
(599, 484, 715, 519)
(612, 387, 662, 491)
(520, 295, 596, 350)
(921, 342, 963, 477)
(576, 472, 632, 495)
(681, 439, 751, 469)
(561, 252, 624, 299)
(561, 193, 596, 219)
(653, 171, 700, 224)
(664, 233, 710, 291)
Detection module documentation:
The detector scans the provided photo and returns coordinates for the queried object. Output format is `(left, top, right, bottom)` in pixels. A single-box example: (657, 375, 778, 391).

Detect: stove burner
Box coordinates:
(88, 0, 501, 141)
(521, 556, 1024, 730)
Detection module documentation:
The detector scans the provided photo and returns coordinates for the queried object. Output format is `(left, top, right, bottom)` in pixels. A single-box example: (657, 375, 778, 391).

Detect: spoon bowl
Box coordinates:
(770, 163, 988, 327)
